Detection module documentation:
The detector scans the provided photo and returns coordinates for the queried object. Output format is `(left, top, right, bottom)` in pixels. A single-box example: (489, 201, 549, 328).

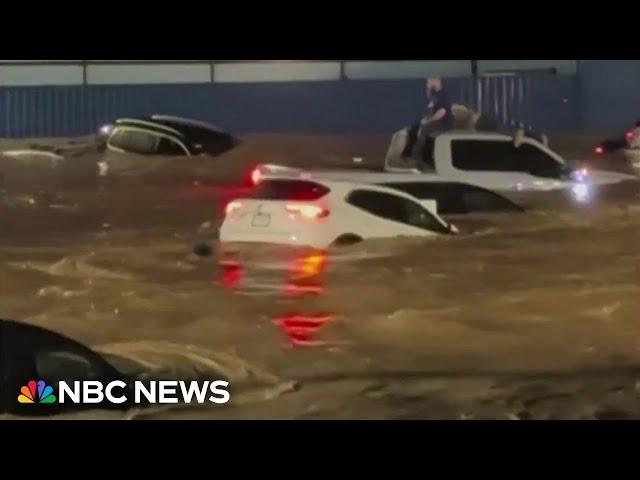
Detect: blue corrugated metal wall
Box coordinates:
(0, 75, 579, 138)
(1, 63, 634, 138)
(577, 60, 640, 130)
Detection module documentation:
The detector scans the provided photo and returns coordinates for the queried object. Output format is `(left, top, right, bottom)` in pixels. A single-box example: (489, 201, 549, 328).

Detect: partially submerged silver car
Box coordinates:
(99, 115, 239, 157)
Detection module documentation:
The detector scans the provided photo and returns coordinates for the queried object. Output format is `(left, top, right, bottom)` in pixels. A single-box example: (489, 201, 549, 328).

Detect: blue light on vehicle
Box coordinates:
(570, 168, 589, 182)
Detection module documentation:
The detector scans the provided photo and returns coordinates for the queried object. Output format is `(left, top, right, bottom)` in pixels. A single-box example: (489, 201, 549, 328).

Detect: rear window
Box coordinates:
(251, 180, 330, 201)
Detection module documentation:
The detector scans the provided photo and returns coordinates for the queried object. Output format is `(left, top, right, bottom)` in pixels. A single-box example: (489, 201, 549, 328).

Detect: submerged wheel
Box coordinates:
(332, 234, 363, 247)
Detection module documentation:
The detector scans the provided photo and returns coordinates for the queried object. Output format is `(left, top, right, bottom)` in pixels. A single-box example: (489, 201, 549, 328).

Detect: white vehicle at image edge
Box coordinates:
(252, 131, 636, 199)
(219, 179, 457, 249)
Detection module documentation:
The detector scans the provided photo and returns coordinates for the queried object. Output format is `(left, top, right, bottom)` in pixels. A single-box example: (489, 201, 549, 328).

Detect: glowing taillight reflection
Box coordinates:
(594, 146, 604, 154)
(220, 261, 243, 289)
(289, 251, 328, 279)
(273, 314, 333, 346)
(282, 283, 325, 296)
(285, 204, 329, 219)
(217, 249, 332, 346)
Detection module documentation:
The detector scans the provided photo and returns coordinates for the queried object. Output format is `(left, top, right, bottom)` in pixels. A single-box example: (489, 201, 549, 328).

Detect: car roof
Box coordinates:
(151, 115, 225, 134)
(431, 130, 514, 140)
(260, 174, 522, 209)
(259, 178, 431, 202)
(115, 116, 234, 141)
(0, 319, 101, 354)
(263, 168, 479, 185)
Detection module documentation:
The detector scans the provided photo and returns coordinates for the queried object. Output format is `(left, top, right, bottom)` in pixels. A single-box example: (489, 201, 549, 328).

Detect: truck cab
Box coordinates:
(433, 131, 571, 191)
(386, 130, 633, 193)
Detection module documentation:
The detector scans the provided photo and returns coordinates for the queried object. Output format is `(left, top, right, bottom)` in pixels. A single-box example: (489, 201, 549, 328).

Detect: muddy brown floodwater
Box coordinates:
(0, 133, 639, 420)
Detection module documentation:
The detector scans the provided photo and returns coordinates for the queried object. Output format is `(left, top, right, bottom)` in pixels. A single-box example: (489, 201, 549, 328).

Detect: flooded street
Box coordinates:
(1, 134, 639, 419)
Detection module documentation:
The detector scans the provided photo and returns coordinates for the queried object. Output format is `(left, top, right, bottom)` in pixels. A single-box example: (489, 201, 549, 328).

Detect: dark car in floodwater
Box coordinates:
(0, 319, 286, 418)
(0, 319, 132, 416)
(99, 115, 239, 157)
(590, 121, 640, 172)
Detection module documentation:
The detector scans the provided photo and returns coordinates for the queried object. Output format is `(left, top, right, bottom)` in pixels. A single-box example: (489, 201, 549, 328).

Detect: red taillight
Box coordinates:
(285, 204, 329, 219)
(251, 168, 262, 186)
(625, 131, 633, 141)
(594, 146, 604, 154)
(225, 201, 243, 216)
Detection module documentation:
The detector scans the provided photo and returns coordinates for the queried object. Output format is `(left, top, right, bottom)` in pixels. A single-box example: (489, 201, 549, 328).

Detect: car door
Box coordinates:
(345, 189, 450, 239)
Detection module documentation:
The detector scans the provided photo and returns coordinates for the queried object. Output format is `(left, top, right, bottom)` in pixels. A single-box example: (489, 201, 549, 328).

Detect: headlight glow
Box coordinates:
(571, 183, 590, 203)
(570, 168, 589, 182)
(99, 124, 114, 136)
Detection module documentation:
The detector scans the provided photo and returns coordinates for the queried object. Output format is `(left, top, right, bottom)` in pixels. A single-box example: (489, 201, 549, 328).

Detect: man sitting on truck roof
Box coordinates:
(402, 77, 454, 162)
(425, 77, 455, 130)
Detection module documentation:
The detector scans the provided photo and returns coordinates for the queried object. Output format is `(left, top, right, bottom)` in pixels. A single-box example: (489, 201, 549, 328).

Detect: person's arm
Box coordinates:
(425, 108, 446, 124)
(424, 91, 450, 124)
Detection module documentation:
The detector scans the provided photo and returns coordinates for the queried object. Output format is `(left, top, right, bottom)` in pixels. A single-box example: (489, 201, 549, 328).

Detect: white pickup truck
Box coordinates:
(254, 130, 635, 199)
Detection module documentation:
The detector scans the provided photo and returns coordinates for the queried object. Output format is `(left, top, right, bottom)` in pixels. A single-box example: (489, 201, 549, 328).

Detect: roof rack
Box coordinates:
(116, 118, 184, 137)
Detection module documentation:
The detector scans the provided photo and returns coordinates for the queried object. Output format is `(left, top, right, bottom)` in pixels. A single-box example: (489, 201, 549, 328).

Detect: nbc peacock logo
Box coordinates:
(18, 380, 57, 404)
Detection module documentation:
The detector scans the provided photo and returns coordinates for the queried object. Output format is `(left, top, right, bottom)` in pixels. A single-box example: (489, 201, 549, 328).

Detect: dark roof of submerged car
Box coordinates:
(115, 116, 235, 141)
(1, 318, 85, 347)
(150, 115, 226, 134)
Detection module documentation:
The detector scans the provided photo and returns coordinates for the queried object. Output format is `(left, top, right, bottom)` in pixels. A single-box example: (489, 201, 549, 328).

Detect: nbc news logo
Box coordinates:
(18, 379, 230, 406)
(18, 380, 57, 404)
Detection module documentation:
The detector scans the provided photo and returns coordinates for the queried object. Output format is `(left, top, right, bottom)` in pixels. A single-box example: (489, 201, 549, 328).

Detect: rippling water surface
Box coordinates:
(1, 135, 639, 419)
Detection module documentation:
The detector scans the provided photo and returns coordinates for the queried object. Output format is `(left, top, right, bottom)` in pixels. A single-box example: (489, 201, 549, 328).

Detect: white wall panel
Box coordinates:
(344, 61, 472, 79)
(0, 65, 84, 86)
(86, 64, 211, 85)
(214, 62, 341, 83)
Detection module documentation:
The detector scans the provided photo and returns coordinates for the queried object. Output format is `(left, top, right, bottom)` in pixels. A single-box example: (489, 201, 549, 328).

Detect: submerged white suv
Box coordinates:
(219, 179, 456, 249)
